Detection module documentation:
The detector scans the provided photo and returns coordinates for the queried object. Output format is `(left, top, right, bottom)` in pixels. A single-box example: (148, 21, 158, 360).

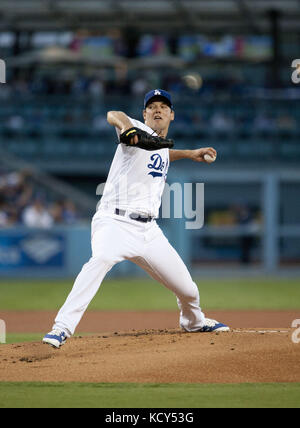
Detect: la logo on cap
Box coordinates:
(154, 90, 161, 95)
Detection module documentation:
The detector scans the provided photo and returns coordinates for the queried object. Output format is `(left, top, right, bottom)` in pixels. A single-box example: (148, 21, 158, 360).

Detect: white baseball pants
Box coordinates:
(54, 212, 206, 336)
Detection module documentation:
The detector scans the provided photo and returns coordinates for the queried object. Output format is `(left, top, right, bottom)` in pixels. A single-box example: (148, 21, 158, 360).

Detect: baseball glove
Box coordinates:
(119, 127, 174, 151)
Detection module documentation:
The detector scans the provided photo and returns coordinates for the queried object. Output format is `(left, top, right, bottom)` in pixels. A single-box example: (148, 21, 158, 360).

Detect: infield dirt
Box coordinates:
(0, 310, 300, 384)
(1, 309, 299, 333)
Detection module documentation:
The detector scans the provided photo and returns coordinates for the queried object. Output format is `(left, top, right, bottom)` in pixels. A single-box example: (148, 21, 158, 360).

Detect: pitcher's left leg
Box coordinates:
(138, 228, 206, 332)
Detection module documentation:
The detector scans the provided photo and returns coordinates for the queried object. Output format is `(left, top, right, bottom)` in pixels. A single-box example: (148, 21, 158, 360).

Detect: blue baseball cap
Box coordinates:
(144, 89, 173, 110)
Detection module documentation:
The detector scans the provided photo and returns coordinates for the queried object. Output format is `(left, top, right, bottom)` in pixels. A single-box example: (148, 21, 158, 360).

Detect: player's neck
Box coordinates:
(159, 129, 168, 138)
(145, 122, 169, 138)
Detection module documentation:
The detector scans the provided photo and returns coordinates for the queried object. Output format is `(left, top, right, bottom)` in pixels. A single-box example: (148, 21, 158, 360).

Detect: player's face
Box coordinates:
(143, 101, 174, 136)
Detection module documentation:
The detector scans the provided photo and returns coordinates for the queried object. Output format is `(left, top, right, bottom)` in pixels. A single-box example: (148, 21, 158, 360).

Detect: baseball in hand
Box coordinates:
(204, 154, 216, 163)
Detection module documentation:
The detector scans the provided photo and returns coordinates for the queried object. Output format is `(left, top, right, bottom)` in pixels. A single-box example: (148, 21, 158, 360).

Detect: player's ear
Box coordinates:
(170, 109, 175, 121)
(143, 109, 146, 121)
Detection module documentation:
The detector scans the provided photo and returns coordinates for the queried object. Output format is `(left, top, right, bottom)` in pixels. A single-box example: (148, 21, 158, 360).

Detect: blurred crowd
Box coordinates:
(2, 105, 297, 140)
(0, 71, 246, 98)
(0, 169, 78, 228)
(0, 70, 298, 139)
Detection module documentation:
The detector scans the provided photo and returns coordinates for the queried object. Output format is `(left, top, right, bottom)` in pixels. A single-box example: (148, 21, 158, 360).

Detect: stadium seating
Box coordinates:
(0, 95, 299, 167)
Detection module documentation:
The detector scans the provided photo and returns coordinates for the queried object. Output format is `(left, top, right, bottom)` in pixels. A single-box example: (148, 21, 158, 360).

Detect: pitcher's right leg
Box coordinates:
(43, 216, 125, 347)
(52, 254, 114, 337)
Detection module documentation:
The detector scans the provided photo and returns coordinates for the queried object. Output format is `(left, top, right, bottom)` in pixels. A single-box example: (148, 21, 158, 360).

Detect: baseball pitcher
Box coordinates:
(43, 89, 229, 348)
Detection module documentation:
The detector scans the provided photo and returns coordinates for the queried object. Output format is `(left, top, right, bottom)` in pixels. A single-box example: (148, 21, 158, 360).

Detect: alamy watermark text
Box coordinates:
(291, 319, 300, 344)
(96, 180, 204, 230)
(291, 59, 300, 84)
(0, 59, 6, 83)
(0, 320, 6, 344)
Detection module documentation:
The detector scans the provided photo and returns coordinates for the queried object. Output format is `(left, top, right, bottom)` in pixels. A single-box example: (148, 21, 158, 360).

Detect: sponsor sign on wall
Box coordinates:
(0, 231, 65, 269)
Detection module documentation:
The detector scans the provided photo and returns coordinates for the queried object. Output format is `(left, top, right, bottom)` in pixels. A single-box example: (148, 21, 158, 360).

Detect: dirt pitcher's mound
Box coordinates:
(0, 329, 299, 384)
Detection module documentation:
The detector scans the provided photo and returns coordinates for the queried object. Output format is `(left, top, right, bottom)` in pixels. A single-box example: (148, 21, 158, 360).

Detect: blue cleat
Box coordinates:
(199, 318, 230, 333)
(43, 329, 67, 348)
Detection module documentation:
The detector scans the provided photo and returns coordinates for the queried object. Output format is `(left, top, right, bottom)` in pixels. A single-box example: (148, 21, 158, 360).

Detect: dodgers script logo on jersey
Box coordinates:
(147, 153, 168, 179)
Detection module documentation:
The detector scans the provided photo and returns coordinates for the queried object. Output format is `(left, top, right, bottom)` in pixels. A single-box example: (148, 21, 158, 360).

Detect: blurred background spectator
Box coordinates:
(22, 197, 54, 229)
(232, 205, 256, 265)
(0, 169, 79, 228)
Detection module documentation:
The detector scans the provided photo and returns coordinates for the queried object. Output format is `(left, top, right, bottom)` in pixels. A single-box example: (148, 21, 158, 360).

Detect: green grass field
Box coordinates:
(1, 276, 299, 408)
(0, 277, 300, 311)
(4, 333, 94, 344)
(0, 382, 299, 408)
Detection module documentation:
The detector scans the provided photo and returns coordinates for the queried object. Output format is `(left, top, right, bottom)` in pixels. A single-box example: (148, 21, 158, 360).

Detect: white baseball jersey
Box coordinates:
(98, 117, 169, 218)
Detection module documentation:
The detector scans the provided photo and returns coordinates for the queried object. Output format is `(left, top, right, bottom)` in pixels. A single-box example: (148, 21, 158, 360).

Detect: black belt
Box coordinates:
(115, 208, 153, 223)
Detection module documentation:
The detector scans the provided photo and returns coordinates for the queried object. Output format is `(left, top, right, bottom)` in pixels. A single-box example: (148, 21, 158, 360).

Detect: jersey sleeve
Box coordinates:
(115, 117, 157, 142)
(114, 116, 136, 141)
(115, 127, 121, 140)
